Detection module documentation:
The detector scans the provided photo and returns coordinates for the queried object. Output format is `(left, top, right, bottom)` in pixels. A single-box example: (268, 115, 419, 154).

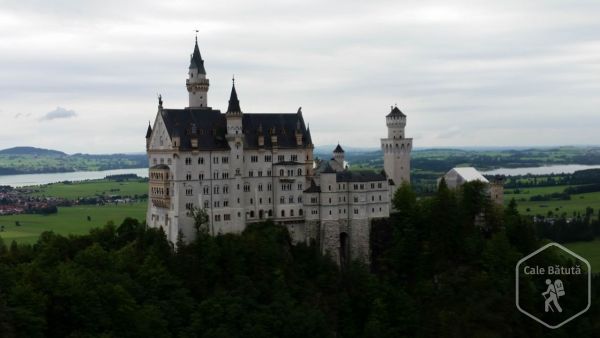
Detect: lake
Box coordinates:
(0, 168, 148, 187)
(481, 164, 600, 176)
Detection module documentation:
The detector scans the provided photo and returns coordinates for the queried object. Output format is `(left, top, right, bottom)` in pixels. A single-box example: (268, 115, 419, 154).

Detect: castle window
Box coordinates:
(328, 185, 332, 191)
(222, 156, 229, 163)
(251, 155, 258, 163)
(329, 210, 332, 215)
(224, 214, 231, 221)
(268, 210, 273, 217)
(185, 157, 192, 165)
(378, 183, 382, 188)
(281, 210, 285, 217)
(297, 183, 302, 190)
(199, 173, 204, 180)
(203, 186, 209, 194)
(379, 195, 382, 201)
(267, 183, 272, 191)
(278, 155, 285, 162)
(291, 155, 298, 161)
(213, 157, 219, 164)
(198, 157, 204, 164)
(354, 209, 358, 215)
(290, 209, 294, 217)
(299, 209, 303, 216)
(249, 170, 254, 177)
(186, 172, 191, 181)
(168, 159, 172, 165)
(258, 170, 263, 177)
(250, 198, 253, 205)
(258, 184, 263, 192)
(264, 155, 272, 162)
(186, 188, 193, 196)
(213, 186, 220, 194)
(289, 196, 294, 203)
(371, 196, 374, 201)
(267, 169, 272, 176)
(297, 168, 302, 176)
(214, 214, 221, 221)
(224, 200, 229, 207)
(279, 169, 284, 176)
(223, 185, 229, 193)
(354, 197, 358, 203)
(280, 196, 285, 204)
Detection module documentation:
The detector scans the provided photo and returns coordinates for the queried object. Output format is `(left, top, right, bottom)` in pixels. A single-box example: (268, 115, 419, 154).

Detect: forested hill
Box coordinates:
(0, 147, 66, 157)
(0, 147, 147, 175)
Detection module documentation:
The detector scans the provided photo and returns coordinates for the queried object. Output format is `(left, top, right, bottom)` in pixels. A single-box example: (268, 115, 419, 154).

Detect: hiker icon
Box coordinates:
(542, 279, 565, 313)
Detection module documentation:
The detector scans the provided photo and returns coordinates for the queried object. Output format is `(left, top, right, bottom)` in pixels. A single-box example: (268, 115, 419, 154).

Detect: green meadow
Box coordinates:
(565, 239, 600, 273)
(0, 202, 147, 244)
(505, 185, 600, 217)
(25, 179, 148, 199)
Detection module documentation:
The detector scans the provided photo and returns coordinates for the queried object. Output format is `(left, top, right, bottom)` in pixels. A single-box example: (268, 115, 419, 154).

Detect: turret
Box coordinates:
(333, 144, 345, 167)
(145, 122, 152, 149)
(386, 105, 406, 139)
(186, 36, 209, 108)
(225, 78, 243, 136)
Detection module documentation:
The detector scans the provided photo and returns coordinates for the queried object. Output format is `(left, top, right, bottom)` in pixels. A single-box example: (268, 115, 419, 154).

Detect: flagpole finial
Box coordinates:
(195, 29, 199, 42)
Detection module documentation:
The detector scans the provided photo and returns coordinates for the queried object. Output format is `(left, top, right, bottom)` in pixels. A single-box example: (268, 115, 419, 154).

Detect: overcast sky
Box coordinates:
(2, 0, 600, 154)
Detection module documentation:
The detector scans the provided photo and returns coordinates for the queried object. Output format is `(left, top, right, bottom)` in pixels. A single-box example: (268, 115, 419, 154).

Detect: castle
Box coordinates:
(145, 38, 412, 264)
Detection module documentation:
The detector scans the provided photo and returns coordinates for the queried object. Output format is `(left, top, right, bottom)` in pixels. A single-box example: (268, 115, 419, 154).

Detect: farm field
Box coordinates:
(565, 239, 600, 273)
(24, 179, 148, 199)
(0, 202, 147, 244)
(505, 185, 600, 217)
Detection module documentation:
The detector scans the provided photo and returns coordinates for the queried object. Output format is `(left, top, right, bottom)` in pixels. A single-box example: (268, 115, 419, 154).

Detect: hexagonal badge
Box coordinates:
(516, 242, 591, 329)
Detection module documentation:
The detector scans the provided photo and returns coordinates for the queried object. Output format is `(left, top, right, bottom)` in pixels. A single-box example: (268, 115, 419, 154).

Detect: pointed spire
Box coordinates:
(189, 36, 206, 74)
(226, 78, 242, 114)
(306, 123, 313, 146)
(145, 121, 152, 138)
(334, 143, 344, 153)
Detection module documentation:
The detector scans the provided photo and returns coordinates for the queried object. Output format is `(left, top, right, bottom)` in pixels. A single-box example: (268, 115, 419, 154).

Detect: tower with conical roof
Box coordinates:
(225, 78, 243, 136)
(381, 105, 412, 193)
(186, 36, 210, 108)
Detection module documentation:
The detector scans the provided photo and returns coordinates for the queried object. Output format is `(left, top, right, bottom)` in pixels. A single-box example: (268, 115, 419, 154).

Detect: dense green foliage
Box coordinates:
(0, 182, 598, 337)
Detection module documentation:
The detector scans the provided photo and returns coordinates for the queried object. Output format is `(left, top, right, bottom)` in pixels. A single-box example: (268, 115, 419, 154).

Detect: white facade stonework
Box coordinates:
(145, 40, 413, 265)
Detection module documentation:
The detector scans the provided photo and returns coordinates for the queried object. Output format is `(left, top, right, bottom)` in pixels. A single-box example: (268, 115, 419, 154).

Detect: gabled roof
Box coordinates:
(333, 144, 344, 153)
(386, 106, 406, 118)
(189, 39, 206, 74)
(321, 162, 337, 174)
(158, 108, 312, 151)
(448, 167, 489, 183)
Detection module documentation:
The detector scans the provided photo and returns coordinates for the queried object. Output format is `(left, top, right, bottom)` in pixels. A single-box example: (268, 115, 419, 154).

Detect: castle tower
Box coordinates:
(225, 79, 243, 135)
(382, 105, 412, 193)
(333, 144, 345, 167)
(186, 37, 209, 108)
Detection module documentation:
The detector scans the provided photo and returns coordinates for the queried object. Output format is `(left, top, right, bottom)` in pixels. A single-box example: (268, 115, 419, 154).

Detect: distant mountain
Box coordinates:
(0, 146, 67, 157)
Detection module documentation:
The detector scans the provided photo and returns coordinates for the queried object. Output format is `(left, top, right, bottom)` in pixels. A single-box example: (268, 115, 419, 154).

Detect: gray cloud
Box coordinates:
(1, 0, 600, 152)
(39, 107, 78, 121)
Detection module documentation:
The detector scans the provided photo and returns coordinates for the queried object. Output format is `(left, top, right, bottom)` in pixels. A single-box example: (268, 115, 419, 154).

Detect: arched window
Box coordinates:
(279, 169, 284, 176)
(281, 210, 285, 217)
(297, 168, 302, 176)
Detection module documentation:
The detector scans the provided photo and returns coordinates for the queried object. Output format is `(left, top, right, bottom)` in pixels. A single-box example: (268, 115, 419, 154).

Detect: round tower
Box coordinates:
(381, 105, 412, 191)
(186, 36, 209, 108)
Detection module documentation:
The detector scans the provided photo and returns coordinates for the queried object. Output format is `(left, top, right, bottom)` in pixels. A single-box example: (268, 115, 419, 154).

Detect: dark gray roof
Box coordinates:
(386, 106, 406, 118)
(189, 39, 206, 74)
(303, 179, 321, 193)
(159, 108, 311, 151)
(336, 170, 386, 182)
(226, 83, 241, 114)
(145, 124, 152, 138)
(321, 162, 336, 174)
(333, 144, 344, 153)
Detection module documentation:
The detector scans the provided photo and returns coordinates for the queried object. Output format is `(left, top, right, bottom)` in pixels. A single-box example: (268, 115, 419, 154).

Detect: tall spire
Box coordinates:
(226, 78, 242, 114)
(189, 36, 206, 75)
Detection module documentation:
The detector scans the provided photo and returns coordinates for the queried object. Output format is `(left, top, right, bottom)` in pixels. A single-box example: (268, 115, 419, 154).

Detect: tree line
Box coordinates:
(0, 181, 598, 337)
